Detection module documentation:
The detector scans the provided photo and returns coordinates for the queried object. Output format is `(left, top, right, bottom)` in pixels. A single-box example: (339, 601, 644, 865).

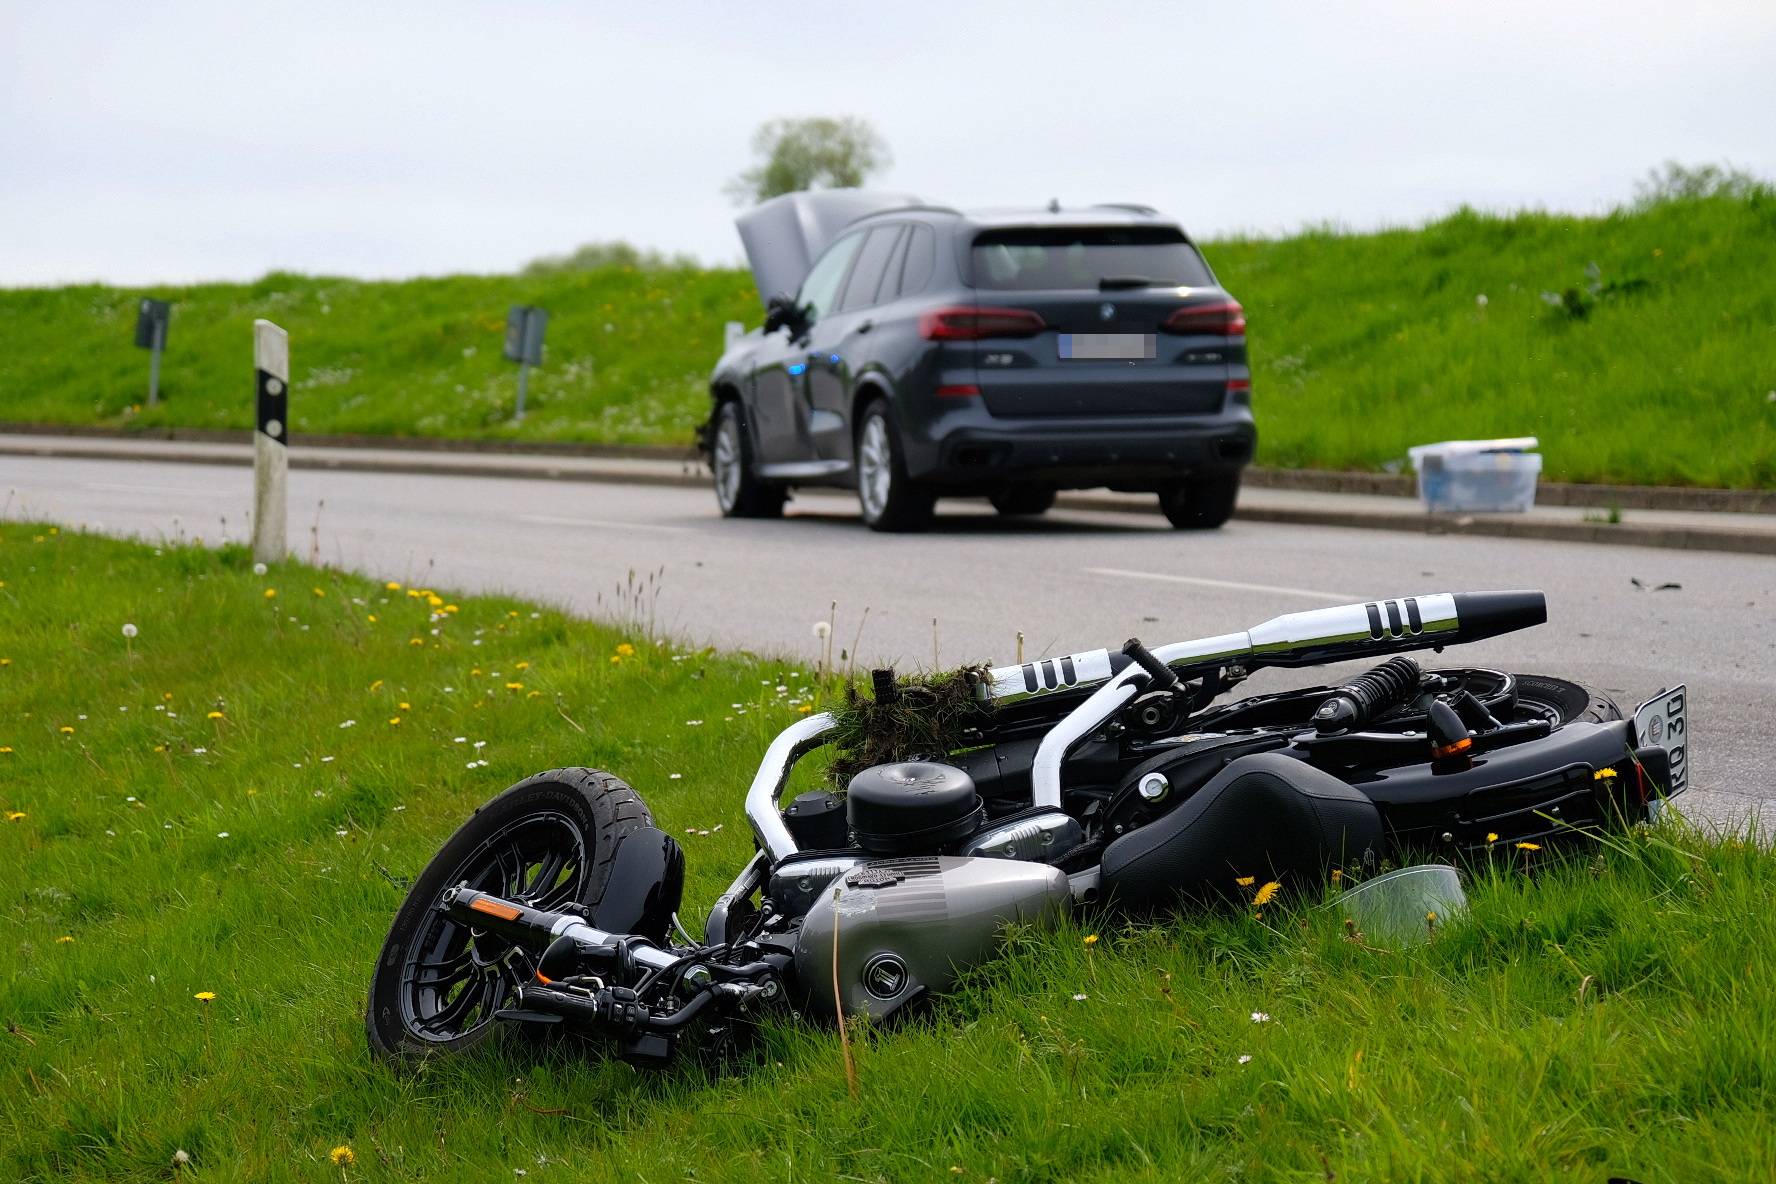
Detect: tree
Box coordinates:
(724, 117, 891, 206)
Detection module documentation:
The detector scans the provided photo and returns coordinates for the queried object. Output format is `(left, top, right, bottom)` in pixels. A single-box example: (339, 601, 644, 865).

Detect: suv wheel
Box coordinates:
(856, 400, 934, 532)
(989, 488, 1056, 517)
(1158, 472, 1240, 530)
(711, 401, 786, 519)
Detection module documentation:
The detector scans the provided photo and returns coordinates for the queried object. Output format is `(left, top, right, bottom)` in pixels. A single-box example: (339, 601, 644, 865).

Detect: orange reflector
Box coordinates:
(534, 971, 554, 985)
(1431, 735, 1473, 760)
(468, 897, 523, 922)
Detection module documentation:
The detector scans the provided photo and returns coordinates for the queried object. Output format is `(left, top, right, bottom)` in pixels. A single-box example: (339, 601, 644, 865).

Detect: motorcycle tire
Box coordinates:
(365, 768, 655, 1060)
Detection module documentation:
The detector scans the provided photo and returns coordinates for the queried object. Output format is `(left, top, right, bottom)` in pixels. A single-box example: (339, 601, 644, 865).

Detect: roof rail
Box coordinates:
(1091, 202, 1160, 216)
(850, 203, 963, 222)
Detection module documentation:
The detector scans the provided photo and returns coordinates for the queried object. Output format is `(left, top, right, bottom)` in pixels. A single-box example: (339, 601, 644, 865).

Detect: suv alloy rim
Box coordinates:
(858, 414, 891, 520)
(713, 410, 742, 511)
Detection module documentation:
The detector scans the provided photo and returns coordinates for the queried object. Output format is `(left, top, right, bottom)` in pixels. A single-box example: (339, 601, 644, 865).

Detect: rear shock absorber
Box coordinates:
(1312, 655, 1423, 734)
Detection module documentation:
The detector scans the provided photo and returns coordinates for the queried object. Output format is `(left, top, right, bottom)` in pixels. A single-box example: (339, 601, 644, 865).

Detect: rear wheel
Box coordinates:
(990, 488, 1056, 517)
(365, 768, 654, 1060)
(711, 400, 786, 519)
(856, 400, 934, 532)
(1158, 472, 1240, 530)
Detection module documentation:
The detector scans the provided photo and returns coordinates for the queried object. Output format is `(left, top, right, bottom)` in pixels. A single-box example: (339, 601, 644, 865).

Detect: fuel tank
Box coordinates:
(793, 856, 1070, 1020)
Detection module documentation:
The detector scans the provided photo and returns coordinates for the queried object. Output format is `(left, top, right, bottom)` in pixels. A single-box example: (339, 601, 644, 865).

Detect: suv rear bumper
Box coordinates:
(901, 412, 1256, 492)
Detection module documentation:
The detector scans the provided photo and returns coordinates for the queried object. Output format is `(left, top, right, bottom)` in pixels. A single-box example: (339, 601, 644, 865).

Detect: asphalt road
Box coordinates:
(7, 453, 1774, 828)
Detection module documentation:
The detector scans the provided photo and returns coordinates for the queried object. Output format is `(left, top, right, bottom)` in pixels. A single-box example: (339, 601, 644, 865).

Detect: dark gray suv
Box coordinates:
(705, 191, 1254, 531)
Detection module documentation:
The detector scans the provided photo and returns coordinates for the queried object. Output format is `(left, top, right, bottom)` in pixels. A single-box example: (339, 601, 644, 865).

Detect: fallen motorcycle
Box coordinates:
(365, 590, 1688, 1064)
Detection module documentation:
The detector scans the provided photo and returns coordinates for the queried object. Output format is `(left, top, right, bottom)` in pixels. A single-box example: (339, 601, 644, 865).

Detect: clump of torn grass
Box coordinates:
(825, 665, 991, 788)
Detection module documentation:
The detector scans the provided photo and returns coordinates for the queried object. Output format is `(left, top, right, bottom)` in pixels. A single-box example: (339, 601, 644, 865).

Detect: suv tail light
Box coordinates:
(1163, 300, 1245, 336)
(919, 306, 1047, 341)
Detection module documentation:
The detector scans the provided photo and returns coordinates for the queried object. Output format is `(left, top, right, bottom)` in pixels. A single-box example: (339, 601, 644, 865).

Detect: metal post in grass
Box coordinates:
(503, 305, 548, 422)
(134, 298, 171, 406)
(252, 319, 290, 565)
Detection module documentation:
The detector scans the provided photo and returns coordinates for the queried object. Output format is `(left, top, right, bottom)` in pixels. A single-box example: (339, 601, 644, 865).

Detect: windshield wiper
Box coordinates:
(1097, 275, 1155, 290)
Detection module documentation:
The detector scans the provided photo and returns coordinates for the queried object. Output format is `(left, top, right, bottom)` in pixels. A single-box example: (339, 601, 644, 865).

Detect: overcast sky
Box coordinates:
(4, 1, 1773, 287)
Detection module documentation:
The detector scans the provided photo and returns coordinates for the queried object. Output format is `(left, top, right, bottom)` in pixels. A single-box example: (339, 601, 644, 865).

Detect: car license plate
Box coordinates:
(1059, 333, 1155, 360)
(1632, 684, 1689, 803)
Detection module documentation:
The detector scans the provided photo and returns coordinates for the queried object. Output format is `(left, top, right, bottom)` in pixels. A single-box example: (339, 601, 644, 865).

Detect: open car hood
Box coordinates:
(736, 189, 923, 306)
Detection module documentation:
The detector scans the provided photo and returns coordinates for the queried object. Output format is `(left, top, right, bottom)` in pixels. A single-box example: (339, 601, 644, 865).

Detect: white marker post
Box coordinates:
(252, 320, 290, 565)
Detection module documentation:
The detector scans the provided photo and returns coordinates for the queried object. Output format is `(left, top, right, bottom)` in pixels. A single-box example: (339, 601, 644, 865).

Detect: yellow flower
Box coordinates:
(1234, 875, 1256, 888)
(515, 661, 530, 670)
(1486, 832, 1499, 843)
(505, 682, 523, 690)
(264, 588, 277, 599)
(329, 1145, 356, 1166)
(207, 711, 224, 720)
(163, 692, 174, 702)
(1426, 910, 1438, 923)
(1083, 934, 1099, 947)
(56, 935, 74, 944)
(1252, 881, 1282, 907)
(193, 991, 217, 1002)
(526, 691, 541, 699)
(388, 717, 401, 726)
(0, 747, 13, 756)
(797, 703, 813, 714)
(470, 668, 482, 676)
(5, 810, 26, 822)
(59, 725, 75, 735)
(48, 527, 57, 535)
(609, 655, 623, 664)
(426, 594, 443, 608)
(312, 587, 326, 598)
(508, 610, 520, 618)
(369, 680, 383, 691)
(398, 701, 410, 711)
(1516, 842, 1542, 852)
(408, 638, 424, 647)
(616, 643, 636, 657)
(443, 604, 459, 614)
(1593, 768, 1617, 781)
(1330, 868, 1343, 883)
(0, 658, 11, 667)
(385, 581, 401, 591)
(367, 614, 378, 623)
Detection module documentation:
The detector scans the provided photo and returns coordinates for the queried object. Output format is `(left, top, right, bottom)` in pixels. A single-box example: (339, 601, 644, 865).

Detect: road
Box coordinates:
(7, 452, 1774, 828)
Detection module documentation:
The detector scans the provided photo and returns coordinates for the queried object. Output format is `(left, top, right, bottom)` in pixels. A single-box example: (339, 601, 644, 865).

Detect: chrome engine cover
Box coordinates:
(959, 809, 1084, 863)
(793, 855, 1070, 1020)
(767, 853, 866, 919)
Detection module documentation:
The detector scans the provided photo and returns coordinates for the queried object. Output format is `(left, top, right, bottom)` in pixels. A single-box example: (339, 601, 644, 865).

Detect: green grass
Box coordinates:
(4, 528, 1776, 1183)
(4, 194, 1776, 487)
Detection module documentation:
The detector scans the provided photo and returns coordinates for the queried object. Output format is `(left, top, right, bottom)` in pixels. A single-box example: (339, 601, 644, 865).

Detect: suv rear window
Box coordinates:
(971, 226, 1214, 291)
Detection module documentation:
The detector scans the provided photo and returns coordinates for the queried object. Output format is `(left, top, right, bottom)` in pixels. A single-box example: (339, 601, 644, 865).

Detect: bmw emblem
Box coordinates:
(1099, 302, 1116, 321)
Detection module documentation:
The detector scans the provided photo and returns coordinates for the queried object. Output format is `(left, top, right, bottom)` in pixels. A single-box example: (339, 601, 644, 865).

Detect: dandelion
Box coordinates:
(312, 587, 326, 598)
(610, 655, 623, 664)
(1516, 841, 1542, 852)
(59, 725, 75, 735)
(616, 643, 636, 657)
(1426, 910, 1438, 923)
(385, 581, 401, 591)
(1251, 1011, 1271, 1023)
(253, 562, 269, 576)
(163, 692, 174, 701)
(1330, 868, 1343, 884)
(369, 679, 383, 691)
(121, 623, 138, 639)
(1475, 293, 1489, 308)
(388, 717, 401, 726)
(56, 935, 75, 944)
(172, 1149, 192, 1167)
(427, 594, 444, 608)
(264, 588, 277, 599)
(505, 682, 523, 690)
(1486, 832, 1499, 843)
(329, 1145, 356, 1167)
(194, 991, 217, 1002)
(398, 701, 410, 710)
(4, 811, 23, 821)
(813, 621, 832, 639)
(1252, 880, 1281, 907)
(515, 661, 530, 670)
(797, 703, 813, 714)
(0, 658, 10, 666)
(367, 614, 377, 623)
(207, 710, 224, 720)
(1234, 875, 1255, 887)
(409, 638, 424, 647)
(1083, 934, 1099, 947)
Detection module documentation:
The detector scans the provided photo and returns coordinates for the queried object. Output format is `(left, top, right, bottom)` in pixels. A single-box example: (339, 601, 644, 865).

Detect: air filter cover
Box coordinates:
(846, 762, 982, 854)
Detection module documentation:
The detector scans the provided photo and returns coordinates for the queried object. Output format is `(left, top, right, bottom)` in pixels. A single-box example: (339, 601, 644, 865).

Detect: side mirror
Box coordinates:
(763, 293, 795, 335)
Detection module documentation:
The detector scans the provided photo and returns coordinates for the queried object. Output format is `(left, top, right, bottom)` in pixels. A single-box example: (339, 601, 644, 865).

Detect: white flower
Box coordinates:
(1475, 293, 1489, 308)
(339, 719, 356, 729)
(1238, 1054, 1252, 1065)
(192, 747, 207, 754)
(172, 1149, 192, 1166)
(321, 756, 334, 763)
(813, 621, 832, 639)
(454, 736, 467, 744)
(1251, 1011, 1270, 1023)
(335, 829, 348, 837)
(473, 740, 486, 749)
(1071, 993, 1089, 1002)
(686, 720, 703, 726)
(252, 563, 267, 576)
(669, 773, 683, 780)
(216, 831, 230, 838)
(121, 623, 138, 639)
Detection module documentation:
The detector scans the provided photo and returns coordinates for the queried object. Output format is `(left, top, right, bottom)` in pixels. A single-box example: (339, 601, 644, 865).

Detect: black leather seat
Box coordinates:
(1100, 752, 1382, 908)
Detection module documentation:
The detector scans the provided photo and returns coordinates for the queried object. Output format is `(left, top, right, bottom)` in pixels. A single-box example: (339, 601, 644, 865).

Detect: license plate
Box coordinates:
(1059, 333, 1155, 360)
(1632, 684, 1689, 800)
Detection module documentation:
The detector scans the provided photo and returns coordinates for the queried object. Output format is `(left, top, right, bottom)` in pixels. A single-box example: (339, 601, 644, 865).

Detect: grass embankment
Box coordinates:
(4, 194, 1775, 487)
(4, 529, 1775, 1182)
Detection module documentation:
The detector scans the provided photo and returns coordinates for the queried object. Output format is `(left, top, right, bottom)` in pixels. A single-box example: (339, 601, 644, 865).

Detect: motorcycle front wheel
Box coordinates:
(365, 768, 655, 1060)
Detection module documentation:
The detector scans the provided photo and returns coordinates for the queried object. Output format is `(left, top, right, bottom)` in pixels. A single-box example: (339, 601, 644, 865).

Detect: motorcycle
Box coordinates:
(365, 589, 1688, 1064)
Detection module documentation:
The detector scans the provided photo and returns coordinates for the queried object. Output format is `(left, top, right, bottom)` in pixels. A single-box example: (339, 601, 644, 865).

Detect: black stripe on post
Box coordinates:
(1022, 664, 1038, 693)
(1365, 603, 1384, 639)
(1060, 655, 1076, 685)
(256, 369, 288, 445)
(1384, 600, 1404, 636)
(1405, 597, 1423, 633)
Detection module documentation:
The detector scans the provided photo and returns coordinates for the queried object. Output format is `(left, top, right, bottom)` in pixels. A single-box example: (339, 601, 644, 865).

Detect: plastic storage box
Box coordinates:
(1407, 438, 1542, 514)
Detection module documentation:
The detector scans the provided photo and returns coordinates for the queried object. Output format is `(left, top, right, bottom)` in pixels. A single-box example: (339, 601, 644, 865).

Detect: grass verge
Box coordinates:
(3, 526, 1773, 1182)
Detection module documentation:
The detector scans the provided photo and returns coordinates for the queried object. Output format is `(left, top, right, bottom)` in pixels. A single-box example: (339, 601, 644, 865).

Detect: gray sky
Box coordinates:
(4, 1, 1773, 287)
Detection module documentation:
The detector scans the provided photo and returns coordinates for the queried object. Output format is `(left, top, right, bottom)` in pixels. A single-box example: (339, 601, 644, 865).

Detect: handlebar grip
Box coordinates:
(1122, 638, 1180, 691)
